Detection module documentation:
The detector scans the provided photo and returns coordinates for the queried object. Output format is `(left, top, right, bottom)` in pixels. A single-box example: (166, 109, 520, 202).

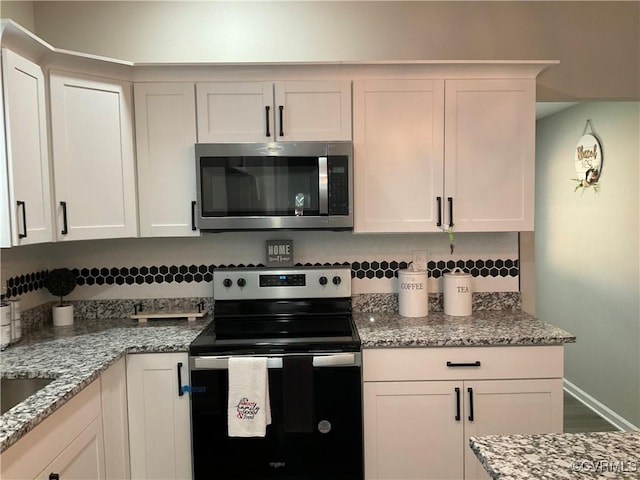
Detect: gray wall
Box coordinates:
(1, 0, 34, 31)
(535, 102, 640, 427)
(3, 1, 639, 100)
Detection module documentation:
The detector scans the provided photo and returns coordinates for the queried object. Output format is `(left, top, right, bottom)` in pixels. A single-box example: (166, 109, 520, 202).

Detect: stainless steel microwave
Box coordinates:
(195, 142, 353, 231)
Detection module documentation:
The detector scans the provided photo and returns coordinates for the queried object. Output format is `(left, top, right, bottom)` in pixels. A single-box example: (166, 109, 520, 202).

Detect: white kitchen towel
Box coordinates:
(227, 356, 271, 437)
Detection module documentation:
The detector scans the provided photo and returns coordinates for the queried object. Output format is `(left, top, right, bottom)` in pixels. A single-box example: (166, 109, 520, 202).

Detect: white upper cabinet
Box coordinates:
(353, 79, 445, 233)
(49, 71, 138, 241)
(134, 82, 199, 237)
(353, 77, 536, 233)
(444, 79, 536, 231)
(1, 48, 54, 246)
(196, 80, 352, 142)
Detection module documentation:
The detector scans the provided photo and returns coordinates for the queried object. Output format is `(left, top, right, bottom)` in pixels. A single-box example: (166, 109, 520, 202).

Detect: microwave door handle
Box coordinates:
(318, 156, 328, 215)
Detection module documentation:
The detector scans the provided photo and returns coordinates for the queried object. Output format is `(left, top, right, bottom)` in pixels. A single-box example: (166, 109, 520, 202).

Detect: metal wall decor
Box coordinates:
(573, 119, 603, 192)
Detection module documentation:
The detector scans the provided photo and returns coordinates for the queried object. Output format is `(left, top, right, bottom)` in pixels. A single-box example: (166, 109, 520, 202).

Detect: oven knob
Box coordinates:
(319, 276, 328, 286)
(222, 278, 233, 288)
(332, 275, 342, 285)
(237, 278, 246, 287)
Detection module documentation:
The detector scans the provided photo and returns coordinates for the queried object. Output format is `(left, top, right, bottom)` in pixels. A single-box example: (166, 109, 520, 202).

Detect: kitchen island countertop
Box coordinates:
(470, 431, 640, 479)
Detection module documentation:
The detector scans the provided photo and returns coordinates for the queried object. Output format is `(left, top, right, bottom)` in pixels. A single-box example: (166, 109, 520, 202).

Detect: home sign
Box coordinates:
(265, 240, 294, 267)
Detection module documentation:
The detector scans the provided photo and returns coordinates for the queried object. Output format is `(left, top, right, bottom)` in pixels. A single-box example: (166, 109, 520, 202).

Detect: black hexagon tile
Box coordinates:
(4, 259, 517, 298)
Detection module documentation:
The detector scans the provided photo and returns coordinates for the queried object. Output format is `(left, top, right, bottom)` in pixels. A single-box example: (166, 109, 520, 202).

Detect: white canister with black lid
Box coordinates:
(443, 267, 473, 316)
(398, 266, 428, 317)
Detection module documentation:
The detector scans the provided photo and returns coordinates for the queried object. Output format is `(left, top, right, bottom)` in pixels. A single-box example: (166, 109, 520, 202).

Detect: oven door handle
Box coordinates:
(190, 352, 360, 370)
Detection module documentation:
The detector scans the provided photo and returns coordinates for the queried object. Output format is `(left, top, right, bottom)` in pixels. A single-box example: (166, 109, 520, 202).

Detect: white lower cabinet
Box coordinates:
(363, 346, 564, 480)
(1, 380, 106, 480)
(126, 352, 192, 480)
(364, 380, 464, 479)
(100, 357, 131, 480)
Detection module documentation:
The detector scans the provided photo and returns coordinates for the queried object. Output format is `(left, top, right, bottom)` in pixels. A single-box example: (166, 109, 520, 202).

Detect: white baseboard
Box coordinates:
(563, 378, 638, 432)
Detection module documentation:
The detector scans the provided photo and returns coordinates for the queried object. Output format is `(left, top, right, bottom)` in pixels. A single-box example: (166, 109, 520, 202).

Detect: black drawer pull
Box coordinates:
(446, 361, 481, 368)
(436, 196, 442, 227)
(17, 201, 27, 238)
(49, 474, 60, 480)
(468, 387, 474, 421)
(60, 201, 68, 235)
(454, 387, 461, 421)
(448, 196, 454, 227)
(191, 201, 197, 231)
(177, 362, 184, 397)
(278, 105, 284, 137)
(265, 105, 271, 137)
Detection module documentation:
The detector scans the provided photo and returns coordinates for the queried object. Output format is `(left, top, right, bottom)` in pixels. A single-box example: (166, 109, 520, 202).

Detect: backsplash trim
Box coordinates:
(4, 258, 519, 299)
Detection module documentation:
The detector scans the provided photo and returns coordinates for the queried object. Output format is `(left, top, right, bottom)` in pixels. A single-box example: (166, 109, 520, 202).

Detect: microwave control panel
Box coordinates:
(328, 156, 350, 215)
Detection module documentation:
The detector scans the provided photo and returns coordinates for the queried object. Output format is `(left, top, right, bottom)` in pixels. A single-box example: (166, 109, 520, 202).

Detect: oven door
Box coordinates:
(189, 353, 363, 480)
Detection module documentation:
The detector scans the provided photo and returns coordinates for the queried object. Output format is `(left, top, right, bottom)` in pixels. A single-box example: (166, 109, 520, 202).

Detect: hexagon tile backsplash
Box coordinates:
(4, 258, 518, 299)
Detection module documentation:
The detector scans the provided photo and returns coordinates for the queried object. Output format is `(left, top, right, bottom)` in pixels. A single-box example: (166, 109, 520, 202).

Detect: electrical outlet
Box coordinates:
(412, 250, 428, 271)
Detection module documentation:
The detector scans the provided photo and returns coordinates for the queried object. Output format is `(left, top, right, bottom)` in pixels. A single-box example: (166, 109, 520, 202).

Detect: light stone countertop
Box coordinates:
(354, 310, 576, 348)
(0, 317, 208, 453)
(1, 308, 575, 453)
(470, 431, 640, 479)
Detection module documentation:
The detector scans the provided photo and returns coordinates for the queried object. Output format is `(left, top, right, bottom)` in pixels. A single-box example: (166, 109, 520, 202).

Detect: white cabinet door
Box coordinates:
(1, 380, 104, 480)
(196, 80, 352, 143)
(101, 357, 131, 480)
(196, 82, 272, 142)
(444, 79, 536, 231)
(363, 380, 463, 480)
(1, 49, 53, 246)
(274, 80, 352, 141)
(363, 347, 565, 480)
(353, 79, 445, 233)
(35, 417, 106, 480)
(127, 353, 192, 480)
(463, 378, 563, 480)
(49, 71, 137, 241)
(135, 83, 199, 237)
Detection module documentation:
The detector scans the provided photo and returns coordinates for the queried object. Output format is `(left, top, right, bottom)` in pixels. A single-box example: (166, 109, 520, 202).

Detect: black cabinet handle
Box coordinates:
(16, 201, 27, 238)
(467, 387, 474, 422)
(446, 361, 481, 368)
(436, 196, 442, 227)
(448, 197, 454, 227)
(265, 105, 271, 137)
(278, 105, 284, 137)
(454, 387, 461, 421)
(60, 201, 68, 235)
(177, 362, 184, 397)
(49, 474, 60, 480)
(191, 201, 197, 231)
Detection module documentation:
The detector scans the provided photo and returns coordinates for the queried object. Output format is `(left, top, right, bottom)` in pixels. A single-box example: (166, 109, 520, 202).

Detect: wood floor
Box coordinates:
(563, 390, 619, 433)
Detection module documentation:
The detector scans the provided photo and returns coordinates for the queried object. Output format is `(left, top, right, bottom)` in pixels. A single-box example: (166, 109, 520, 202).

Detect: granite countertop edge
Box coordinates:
(354, 310, 576, 348)
(469, 431, 640, 480)
(0, 310, 575, 453)
(0, 320, 209, 453)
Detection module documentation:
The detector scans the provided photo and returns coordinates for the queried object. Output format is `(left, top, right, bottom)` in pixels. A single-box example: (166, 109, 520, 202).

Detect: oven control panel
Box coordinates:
(214, 266, 351, 300)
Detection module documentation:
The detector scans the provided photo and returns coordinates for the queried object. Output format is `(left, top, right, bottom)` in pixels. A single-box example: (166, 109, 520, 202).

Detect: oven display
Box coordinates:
(259, 273, 306, 287)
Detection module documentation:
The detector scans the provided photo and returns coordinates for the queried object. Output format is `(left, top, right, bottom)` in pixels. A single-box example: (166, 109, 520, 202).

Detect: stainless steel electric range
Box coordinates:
(189, 265, 363, 480)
